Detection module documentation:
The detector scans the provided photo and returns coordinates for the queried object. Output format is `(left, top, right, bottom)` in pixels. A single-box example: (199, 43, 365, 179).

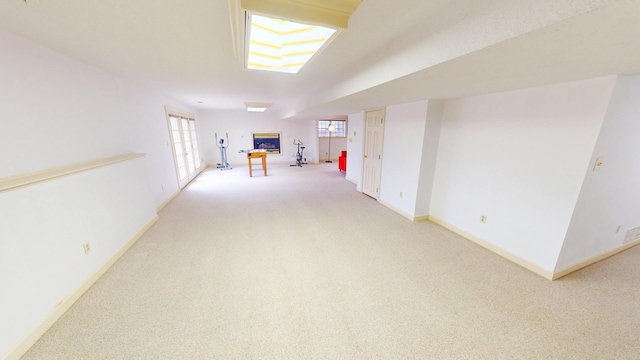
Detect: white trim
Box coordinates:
(164, 106, 195, 120)
(0, 153, 145, 194)
(428, 216, 555, 280)
(164, 107, 205, 188)
(345, 176, 358, 185)
(156, 189, 181, 213)
(2, 215, 159, 360)
(552, 238, 640, 280)
(378, 199, 414, 221)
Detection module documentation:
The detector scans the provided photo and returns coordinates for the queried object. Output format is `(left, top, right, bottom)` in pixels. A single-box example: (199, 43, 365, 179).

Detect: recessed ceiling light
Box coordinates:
(245, 102, 270, 112)
(246, 14, 338, 74)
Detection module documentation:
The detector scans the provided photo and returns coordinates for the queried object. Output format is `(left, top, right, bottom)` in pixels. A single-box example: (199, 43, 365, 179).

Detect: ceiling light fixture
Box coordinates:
(245, 102, 270, 112)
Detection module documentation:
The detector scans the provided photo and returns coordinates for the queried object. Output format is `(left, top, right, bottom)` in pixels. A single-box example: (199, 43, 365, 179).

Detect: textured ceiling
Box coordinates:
(0, 0, 639, 120)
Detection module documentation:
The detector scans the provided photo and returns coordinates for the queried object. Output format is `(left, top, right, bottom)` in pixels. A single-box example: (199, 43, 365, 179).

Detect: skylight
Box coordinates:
(246, 14, 338, 74)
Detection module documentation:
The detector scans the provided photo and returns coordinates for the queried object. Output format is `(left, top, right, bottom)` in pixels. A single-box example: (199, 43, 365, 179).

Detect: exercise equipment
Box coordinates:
(290, 139, 307, 167)
(215, 132, 232, 170)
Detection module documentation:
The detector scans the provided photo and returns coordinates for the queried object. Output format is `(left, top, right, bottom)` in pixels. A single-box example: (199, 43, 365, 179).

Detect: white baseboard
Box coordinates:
(377, 199, 431, 222)
(428, 216, 554, 280)
(552, 238, 640, 280)
(2, 215, 159, 360)
(382, 212, 639, 281)
(156, 189, 180, 213)
(378, 199, 415, 221)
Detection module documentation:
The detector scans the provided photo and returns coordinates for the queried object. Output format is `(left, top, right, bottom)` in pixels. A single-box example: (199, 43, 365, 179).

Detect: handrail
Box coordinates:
(0, 153, 145, 193)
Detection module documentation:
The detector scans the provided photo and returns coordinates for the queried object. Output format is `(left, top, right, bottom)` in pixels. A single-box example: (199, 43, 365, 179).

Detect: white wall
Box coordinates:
(0, 30, 129, 178)
(307, 118, 319, 164)
(556, 75, 640, 270)
(198, 109, 317, 167)
(0, 29, 197, 208)
(414, 100, 443, 217)
(0, 29, 192, 358)
(346, 112, 364, 187)
(430, 77, 616, 271)
(379, 101, 429, 219)
(319, 137, 348, 162)
(0, 158, 156, 358)
(116, 81, 199, 207)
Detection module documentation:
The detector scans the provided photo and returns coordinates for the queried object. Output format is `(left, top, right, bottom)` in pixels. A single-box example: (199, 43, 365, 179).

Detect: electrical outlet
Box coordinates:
(480, 214, 487, 224)
(399, 191, 403, 198)
(83, 242, 91, 255)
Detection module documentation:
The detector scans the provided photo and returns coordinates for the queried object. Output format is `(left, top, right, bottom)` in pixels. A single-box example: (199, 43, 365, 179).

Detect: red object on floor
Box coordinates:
(338, 150, 347, 172)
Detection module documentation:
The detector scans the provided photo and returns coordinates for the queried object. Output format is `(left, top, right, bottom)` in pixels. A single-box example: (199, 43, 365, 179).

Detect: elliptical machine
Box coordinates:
(290, 139, 307, 167)
(215, 132, 232, 170)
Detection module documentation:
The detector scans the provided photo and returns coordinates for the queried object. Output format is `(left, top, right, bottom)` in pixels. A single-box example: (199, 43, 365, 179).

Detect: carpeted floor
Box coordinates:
(22, 163, 640, 359)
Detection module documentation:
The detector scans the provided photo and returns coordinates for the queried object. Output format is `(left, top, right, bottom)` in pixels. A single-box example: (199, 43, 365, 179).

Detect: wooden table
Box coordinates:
(247, 151, 267, 177)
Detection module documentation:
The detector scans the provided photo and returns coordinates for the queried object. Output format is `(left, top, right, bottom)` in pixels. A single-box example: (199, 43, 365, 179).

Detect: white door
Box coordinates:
(168, 114, 203, 189)
(188, 119, 202, 170)
(362, 108, 385, 199)
(181, 118, 197, 180)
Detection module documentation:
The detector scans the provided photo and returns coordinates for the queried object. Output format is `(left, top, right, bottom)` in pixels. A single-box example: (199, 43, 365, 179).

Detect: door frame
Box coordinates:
(165, 106, 204, 189)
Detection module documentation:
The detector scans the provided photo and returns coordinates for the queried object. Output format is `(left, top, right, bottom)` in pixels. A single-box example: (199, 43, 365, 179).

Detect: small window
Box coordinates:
(318, 120, 346, 138)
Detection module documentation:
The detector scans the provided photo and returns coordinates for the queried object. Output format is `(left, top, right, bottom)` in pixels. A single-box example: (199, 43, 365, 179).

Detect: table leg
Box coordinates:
(262, 156, 267, 176)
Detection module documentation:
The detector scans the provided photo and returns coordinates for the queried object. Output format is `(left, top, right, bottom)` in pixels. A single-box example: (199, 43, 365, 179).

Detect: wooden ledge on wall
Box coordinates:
(0, 153, 145, 194)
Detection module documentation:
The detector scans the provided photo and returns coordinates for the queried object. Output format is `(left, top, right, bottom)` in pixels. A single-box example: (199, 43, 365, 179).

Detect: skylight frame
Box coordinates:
(244, 12, 340, 74)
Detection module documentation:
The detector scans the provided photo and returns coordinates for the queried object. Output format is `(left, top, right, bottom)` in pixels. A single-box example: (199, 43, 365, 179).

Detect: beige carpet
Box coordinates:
(22, 163, 640, 359)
